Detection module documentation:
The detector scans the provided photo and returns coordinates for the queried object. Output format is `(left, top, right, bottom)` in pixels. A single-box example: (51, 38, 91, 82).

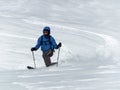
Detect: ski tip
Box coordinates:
(27, 66, 35, 69)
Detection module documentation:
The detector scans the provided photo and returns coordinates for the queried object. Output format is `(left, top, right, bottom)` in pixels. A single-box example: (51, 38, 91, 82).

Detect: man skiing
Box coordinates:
(31, 26, 62, 67)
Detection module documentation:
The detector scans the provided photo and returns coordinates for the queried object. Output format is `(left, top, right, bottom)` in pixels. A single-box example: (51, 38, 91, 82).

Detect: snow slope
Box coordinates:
(0, 0, 120, 90)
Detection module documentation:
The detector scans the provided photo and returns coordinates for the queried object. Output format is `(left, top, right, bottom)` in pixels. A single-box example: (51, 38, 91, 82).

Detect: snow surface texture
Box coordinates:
(0, 0, 120, 90)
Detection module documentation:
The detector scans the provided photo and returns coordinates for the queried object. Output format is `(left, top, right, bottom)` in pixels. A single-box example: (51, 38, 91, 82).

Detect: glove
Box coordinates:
(31, 47, 36, 51)
(57, 42, 62, 48)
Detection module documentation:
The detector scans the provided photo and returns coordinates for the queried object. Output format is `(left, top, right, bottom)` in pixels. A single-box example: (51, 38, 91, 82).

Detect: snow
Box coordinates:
(0, 0, 120, 90)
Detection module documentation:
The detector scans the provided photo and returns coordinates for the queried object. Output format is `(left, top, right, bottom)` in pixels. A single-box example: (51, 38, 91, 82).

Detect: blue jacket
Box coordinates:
(34, 35, 58, 52)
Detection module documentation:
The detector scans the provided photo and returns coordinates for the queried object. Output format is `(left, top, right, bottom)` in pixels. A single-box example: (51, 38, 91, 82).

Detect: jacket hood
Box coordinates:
(43, 26, 50, 34)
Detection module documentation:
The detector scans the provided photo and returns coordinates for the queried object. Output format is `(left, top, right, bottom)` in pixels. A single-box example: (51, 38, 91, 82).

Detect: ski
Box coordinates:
(27, 66, 35, 69)
(47, 62, 58, 67)
(27, 62, 58, 69)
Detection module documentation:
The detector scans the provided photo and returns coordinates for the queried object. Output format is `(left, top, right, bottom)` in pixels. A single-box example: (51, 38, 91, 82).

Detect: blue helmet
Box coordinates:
(43, 26, 50, 35)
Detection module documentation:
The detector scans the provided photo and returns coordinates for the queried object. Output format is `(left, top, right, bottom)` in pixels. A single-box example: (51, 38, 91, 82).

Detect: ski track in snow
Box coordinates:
(1, 20, 120, 67)
(0, 32, 34, 40)
(1, 17, 119, 62)
(23, 18, 120, 61)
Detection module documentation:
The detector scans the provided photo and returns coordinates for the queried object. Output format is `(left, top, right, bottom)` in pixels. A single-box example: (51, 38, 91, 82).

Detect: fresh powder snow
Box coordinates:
(0, 0, 120, 90)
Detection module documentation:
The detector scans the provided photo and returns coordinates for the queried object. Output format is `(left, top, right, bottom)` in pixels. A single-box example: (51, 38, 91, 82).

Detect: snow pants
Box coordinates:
(42, 49, 53, 67)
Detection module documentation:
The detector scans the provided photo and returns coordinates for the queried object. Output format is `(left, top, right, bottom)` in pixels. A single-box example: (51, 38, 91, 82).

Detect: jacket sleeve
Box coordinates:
(34, 36, 42, 50)
(51, 36, 58, 49)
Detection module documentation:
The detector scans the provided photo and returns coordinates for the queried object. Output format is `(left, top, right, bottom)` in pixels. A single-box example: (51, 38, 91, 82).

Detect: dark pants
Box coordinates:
(43, 49, 54, 67)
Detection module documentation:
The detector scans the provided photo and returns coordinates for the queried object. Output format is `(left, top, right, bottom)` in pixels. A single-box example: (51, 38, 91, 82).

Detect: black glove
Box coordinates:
(31, 47, 36, 51)
(57, 42, 62, 49)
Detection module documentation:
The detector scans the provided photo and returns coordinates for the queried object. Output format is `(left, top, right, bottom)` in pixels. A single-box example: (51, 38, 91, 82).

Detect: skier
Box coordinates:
(31, 26, 62, 67)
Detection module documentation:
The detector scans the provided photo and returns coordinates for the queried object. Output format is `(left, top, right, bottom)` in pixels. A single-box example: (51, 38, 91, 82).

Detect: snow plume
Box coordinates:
(96, 33, 120, 63)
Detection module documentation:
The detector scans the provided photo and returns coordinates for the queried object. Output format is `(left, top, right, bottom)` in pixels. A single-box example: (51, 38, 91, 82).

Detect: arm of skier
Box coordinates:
(35, 37, 42, 50)
(51, 37, 61, 49)
(31, 36, 42, 51)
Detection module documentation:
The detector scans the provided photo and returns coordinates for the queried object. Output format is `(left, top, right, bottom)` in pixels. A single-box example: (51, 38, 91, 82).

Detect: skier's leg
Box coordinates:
(43, 50, 57, 67)
(43, 53, 51, 67)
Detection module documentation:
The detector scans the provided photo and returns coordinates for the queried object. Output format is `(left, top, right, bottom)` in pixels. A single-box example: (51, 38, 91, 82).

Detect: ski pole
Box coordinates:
(57, 47, 60, 67)
(32, 51, 36, 68)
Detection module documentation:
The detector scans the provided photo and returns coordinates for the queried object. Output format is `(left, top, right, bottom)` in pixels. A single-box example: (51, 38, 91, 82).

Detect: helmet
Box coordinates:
(43, 26, 50, 35)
